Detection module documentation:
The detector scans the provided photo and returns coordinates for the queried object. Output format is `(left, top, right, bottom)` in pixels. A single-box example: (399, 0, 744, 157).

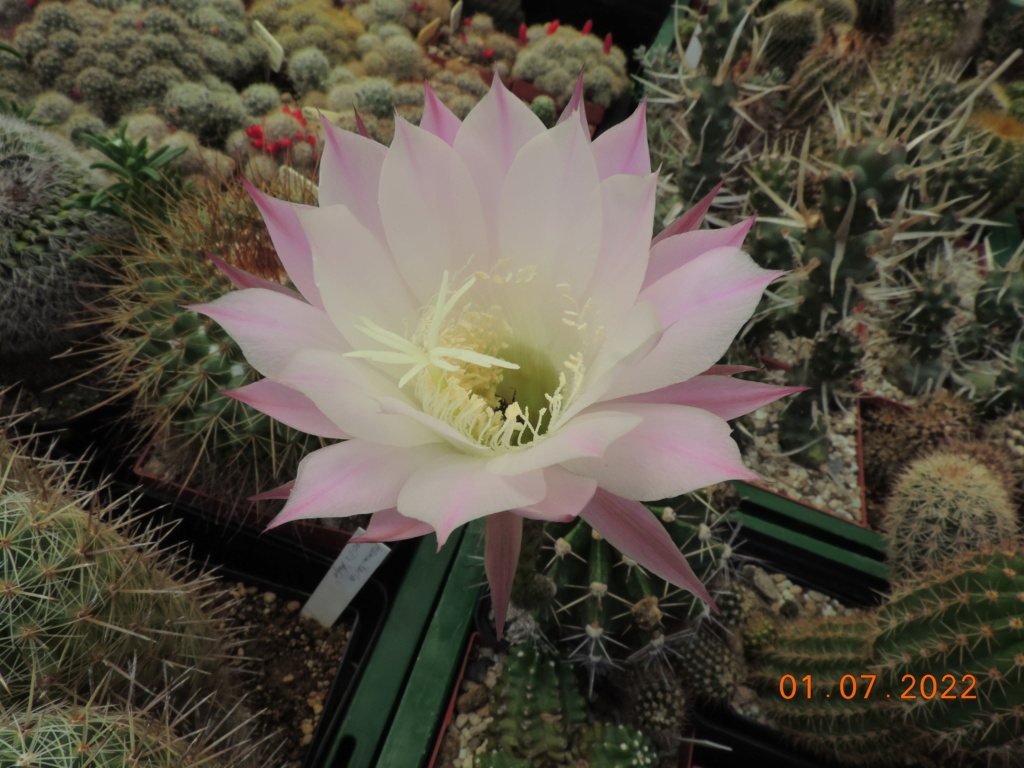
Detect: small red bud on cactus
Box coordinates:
(306, 135, 317, 145)
(547, 20, 560, 35)
(279, 137, 291, 148)
(295, 131, 305, 140)
(412, 1, 424, 10)
(603, 33, 612, 54)
(282, 105, 290, 113)
(253, 139, 264, 149)
(463, 17, 471, 26)
(482, 48, 494, 58)
(582, 19, 593, 35)
(518, 23, 528, 44)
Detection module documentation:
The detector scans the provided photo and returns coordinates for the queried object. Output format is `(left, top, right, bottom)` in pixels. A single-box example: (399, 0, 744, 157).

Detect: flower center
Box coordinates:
(345, 270, 587, 451)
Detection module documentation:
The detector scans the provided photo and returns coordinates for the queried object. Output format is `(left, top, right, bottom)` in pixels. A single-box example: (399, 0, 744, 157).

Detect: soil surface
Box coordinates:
(214, 581, 351, 767)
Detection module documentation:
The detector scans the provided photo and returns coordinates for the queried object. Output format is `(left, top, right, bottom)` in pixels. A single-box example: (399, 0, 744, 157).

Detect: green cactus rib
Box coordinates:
(535, 496, 732, 675)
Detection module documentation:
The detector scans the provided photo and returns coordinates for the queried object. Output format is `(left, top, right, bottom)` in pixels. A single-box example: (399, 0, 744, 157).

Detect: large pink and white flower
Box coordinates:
(192, 77, 796, 634)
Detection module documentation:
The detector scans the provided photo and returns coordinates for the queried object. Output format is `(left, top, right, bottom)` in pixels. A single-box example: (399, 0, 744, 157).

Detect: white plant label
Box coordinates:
(302, 528, 390, 627)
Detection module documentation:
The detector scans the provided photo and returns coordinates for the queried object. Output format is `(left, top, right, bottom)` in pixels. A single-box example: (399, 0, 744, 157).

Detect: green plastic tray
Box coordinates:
(316, 520, 483, 768)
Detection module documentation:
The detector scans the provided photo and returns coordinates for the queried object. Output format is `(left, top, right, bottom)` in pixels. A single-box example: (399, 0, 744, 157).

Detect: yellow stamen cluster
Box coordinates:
(346, 270, 589, 452)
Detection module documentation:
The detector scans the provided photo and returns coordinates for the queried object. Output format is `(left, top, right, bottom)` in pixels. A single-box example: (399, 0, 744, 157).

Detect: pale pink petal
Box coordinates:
(606, 249, 780, 398)
(279, 349, 442, 447)
(556, 72, 589, 135)
(353, 508, 434, 542)
(584, 172, 657, 324)
(557, 301, 661, 423)
(250, 480, 293, 500)
(224, 379, 349, 438)
(498, 116, 602, 288)
(591, 102, 650, 178)
(243, 181, 321, 307)
(643, 218, 756, 289)
(268, 441, 446, 527)
(454, 76, 544, 255)
(651, 180, 723, 246)
(297, 203, 418, 344)
(397, 454, 546, 546)
(420, 81, 462, 145)
(205, 251, 302, 300)
(485, 511, 522, 639)
(564, 404, 757, 500)
(376, 397, 489, 455)
(317, 117, 387, 244)
(189, 288, 347, 378)
(485, 411, 641, 476)
(379, 119, 489, 301)
(353, 109, 370, 139)
(609, 377, 806, 420)
(581, 488, 713, 606)
(515, 466, 596, 521)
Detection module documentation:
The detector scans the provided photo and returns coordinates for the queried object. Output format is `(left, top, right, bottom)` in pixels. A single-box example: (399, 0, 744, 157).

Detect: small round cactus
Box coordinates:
(883, 451, 1016, 580)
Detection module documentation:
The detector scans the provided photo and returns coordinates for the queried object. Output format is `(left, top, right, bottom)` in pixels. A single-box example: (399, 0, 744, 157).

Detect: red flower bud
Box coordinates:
(295, 131, 305, 140)
(518, 23, 527, 45)
(482, 49, 494, 58)
(547, 20, 559, 35)
(582, 19, 593, 35)
(603, 33, 613, 54)
(412, 2, 424, 10)
(306, 135, 317, 145)
(463, 17, 471, 25)
(253, 139, 264, 149)
(279, 137, 292, 148)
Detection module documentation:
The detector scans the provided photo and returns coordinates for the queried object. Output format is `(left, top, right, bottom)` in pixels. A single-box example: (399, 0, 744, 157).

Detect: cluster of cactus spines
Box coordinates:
(0, 113, 116, 383)
(882, 451, 1017, 580)
(973, 265, 1024, 349)
(0, 427, 238, 704)
(783, 25, 874, 128)
(886, 277, 960, 392)
(89, 177, 326, 500)
(536, 495, 734, 679)
(511, 22, 628, 109)
(13, 0, 264, 126)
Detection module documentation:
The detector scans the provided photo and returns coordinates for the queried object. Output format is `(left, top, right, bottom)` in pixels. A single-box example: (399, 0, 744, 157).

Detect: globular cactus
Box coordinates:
(672, 627, 746, 703)
(512, 23, 629, 109)
(877, 0, 990, 80)
(15, 0, 263, 127)
(251, 0, 366, 64)
(624, 666, 689, 747)
(0, 113, 116, 384)
(537, 495, 734, 679)
(882, 451, 1017, 581)
(288, 45, 331, 95)
(784, 26, 873, 128)
(162, 82, 247, 147)
(760, 0, 823, 78)
(0, 702, 226, 768)
(0, 426, 240, 707)
(89, 179, 326, 502)
(886, 279, 959, 393)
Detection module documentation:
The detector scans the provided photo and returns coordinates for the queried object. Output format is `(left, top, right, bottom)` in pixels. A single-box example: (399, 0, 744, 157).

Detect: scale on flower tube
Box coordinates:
(302, 528, 391, 627)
